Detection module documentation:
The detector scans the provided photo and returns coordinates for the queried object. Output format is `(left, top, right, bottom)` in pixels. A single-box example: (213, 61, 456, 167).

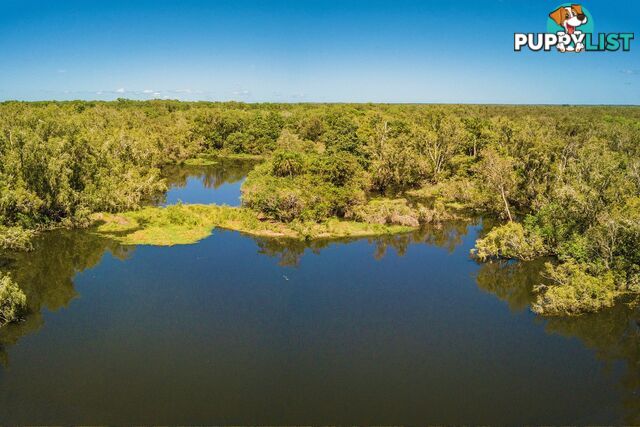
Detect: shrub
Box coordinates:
(243, 175, 352, 222)
(0, 226, 35, 251)
(310, 152, 363, 187)
(271, 151, 304, 177)
(241, 164, 307, 222)
(0, 273, 27, 326)
(242, 160, 366, 223)
(472, 221, 547, 261)
(349, 198, 420, 227)
(246, 185, 306, 222)
(276, 128, 311, 152)
(532, 261, 617, 316)
(224, 131, 250, 153)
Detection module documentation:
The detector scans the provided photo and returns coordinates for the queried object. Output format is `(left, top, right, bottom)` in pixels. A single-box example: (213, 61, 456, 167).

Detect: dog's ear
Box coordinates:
(549, 7, 566, 26)
(571, 4, 583, 15)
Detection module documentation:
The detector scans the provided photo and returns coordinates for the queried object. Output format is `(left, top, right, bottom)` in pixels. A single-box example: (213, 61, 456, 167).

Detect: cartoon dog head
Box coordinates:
(549, 4, 588, 35)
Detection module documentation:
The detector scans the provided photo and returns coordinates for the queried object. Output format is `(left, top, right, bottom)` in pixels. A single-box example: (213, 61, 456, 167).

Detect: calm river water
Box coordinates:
(0, 161, 638, 424)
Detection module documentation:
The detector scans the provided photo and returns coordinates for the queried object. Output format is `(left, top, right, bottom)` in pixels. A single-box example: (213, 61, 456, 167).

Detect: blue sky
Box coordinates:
(0, 0, 638, 104)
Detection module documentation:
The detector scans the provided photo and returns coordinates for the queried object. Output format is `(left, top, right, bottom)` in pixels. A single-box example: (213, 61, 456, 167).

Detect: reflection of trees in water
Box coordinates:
(2, 219, 640, 422)
(374, 220, 473, 259)
(162, 159, 259, 191)
(254, 238, 327, 267)
(255, 216, 639, 424)
(475, 258, 548, 312)
(476, 256, 640, 424)
(0, 230, 130, 366)
(545, 304, 640, 424)
(0, 219, 473, 362)
(253, 220, 474, 267)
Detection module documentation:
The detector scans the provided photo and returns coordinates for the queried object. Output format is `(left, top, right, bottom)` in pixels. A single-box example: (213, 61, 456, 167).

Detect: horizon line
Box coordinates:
(1, 99, 639, 107)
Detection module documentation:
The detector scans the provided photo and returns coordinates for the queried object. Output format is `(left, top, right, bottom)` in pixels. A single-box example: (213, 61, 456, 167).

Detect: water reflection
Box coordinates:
(158, 159, 259, 206)
(0, 221, 471, 343)
(253, 220, 473, 267)
(0, 231, 132, 365)
(544, 305, 640, 425)
(0, 220, 474, 362)
(0, 222, 634, 423)
(474, 256, 640, 424)
(1, 171, 639, 421)
(475, 258, 546, 312)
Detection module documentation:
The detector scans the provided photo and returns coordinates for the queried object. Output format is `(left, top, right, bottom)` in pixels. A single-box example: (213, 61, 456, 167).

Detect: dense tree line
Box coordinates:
(0, 100, 639, 315)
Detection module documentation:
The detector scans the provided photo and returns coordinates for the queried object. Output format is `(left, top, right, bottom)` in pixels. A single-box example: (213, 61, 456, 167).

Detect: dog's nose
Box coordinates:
(577, 13, 586, 21)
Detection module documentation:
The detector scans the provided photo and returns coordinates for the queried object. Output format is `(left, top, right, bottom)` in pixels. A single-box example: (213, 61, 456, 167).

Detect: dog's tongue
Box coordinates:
(567, 24, 575, 35)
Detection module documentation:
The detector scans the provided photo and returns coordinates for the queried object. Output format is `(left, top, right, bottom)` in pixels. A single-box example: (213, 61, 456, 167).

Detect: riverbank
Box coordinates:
(182, 152, 266, 166)
(92, 204, 414, 246)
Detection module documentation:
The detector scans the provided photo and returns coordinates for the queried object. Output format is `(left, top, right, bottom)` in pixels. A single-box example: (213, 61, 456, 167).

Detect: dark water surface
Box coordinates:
(1, 165, 639, 424)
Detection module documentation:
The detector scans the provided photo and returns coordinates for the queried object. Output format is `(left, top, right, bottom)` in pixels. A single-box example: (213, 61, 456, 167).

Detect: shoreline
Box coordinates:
(92, 204, 416, 246)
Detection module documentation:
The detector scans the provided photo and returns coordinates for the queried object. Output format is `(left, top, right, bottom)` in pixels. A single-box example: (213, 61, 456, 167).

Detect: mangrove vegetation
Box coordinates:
(0, 100, 639, 319)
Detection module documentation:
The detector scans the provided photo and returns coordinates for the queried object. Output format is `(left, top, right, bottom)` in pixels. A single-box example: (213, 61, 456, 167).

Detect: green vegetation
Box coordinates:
(1, 100, 639, 318)
(93, 204, 413, 246)
(532, 260, 618, 316)
(0, 273, 27, 326)
(0, 226, 34, 251)
(242, 151, 368, 222)
(473, 221, 547, 261)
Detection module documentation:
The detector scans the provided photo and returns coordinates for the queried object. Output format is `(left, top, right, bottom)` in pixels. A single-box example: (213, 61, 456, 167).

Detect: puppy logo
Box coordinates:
(548, 4, 588, 51)
(514, 3, 634, 53)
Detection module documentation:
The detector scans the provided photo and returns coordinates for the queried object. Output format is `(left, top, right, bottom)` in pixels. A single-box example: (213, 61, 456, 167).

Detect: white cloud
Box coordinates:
(73, 87, 214, 99)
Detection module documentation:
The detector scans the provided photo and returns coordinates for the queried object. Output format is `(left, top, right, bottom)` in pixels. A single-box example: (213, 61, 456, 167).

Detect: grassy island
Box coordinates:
(93, 204, 413, 246)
